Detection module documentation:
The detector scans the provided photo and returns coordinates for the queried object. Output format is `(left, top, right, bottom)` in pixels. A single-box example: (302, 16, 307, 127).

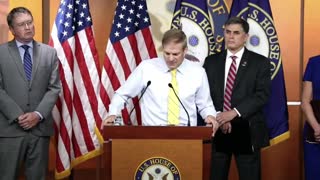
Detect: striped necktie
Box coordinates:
(223, 55, 237, 111)
(167, 69, 180, 125)
(21, 45, 32, 81)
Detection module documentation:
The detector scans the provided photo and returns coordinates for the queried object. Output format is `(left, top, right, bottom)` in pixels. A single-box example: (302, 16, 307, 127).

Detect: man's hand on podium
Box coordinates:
(205, 115, 219, 137)
(102, 115, 117, 128)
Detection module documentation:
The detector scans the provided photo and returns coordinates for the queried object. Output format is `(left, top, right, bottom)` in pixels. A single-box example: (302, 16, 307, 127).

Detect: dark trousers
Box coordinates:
(210, 147, 261, 180)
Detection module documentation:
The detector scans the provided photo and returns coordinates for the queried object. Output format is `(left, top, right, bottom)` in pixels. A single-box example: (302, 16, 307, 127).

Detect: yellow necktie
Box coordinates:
(168, 69, 180, 125)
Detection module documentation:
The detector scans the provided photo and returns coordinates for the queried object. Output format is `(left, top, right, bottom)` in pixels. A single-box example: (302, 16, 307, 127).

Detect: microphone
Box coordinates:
(168, 83, 191, 126)
(128, 81, 151, 124)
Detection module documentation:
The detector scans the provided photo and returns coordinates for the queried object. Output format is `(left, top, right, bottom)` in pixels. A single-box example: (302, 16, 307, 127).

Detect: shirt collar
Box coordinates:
(164, 58, 188, 75)
(226, 47, 245, 60)
(16, 40, 33, 49)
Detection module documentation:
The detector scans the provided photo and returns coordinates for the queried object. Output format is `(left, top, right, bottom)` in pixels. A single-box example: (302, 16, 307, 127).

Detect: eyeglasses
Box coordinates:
(15, 20, 33, 28)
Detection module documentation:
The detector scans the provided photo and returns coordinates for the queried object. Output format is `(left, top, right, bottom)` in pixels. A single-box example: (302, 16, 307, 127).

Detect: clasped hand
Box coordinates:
(18, 112, 40, 130)
(215, 110, 238, 134)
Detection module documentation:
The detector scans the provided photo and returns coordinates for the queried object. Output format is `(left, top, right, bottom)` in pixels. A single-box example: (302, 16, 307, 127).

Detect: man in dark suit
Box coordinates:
(203, 17, 271, 180)
(0, 7, 60, 180)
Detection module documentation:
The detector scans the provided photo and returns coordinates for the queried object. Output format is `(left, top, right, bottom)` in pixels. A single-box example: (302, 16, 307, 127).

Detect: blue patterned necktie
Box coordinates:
(21, 45, 32, 81)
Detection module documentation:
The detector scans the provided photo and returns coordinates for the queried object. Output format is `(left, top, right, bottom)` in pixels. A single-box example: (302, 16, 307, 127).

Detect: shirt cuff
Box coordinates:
(34, 111, 43, 121)
(233, 108, 241, 117)
(200, 107, 217, 119)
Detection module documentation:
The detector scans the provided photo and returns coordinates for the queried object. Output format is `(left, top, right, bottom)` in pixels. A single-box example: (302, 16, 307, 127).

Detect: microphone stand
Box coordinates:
(127, 81, 152, 124)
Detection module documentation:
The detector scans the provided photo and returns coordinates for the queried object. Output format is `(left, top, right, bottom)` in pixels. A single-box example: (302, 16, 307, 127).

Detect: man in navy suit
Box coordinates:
(204, 17, 271, 180)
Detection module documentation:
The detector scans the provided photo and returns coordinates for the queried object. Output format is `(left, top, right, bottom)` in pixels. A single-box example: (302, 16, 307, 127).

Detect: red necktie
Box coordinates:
(223, 56, 237, 111)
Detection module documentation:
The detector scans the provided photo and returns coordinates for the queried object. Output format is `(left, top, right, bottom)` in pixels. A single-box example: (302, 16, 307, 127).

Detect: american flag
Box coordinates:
(49, 0, 106, 179)
(100, 0, 157, 125)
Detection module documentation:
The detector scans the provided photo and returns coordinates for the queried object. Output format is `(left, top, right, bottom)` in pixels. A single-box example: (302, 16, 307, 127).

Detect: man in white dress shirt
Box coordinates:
(104, 29, 219, 135)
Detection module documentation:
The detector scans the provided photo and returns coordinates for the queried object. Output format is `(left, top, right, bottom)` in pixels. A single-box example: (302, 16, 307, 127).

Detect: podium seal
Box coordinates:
(135, 157, 181, 180)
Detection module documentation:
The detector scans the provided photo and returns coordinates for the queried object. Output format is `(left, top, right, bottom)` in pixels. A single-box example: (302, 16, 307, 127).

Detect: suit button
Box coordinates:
(29, 88, 31, 91)
(27, 103, 30, 106)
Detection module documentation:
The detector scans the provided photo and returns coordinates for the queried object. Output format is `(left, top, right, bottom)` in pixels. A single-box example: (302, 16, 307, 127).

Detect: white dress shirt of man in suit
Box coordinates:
(0, 7, 60, 180)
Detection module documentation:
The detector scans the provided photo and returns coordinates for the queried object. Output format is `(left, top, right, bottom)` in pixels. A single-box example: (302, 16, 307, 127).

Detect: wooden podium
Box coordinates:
(101, 126, 212, 180)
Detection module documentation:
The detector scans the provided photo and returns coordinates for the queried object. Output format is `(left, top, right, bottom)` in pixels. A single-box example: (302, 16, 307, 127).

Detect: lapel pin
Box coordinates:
(241, 61, 247, 67)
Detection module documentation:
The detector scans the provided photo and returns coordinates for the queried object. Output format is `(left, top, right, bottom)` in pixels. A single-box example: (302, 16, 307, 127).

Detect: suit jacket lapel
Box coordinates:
(8, 40, 27, 81)
(31, 41, 41, 84)
(233, 48, 249, 89)
(218, 51, 227, 99)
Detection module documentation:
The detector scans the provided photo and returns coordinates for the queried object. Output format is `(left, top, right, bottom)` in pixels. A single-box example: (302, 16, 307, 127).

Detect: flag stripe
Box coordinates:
(128, 34, 142, 66)
(53, 99, 70, 173)
(113, 42, 132, 79)
(74, 32, 102, 124)
(72, 88, 95, 151)
(107, 44, 125, 88)
(104, 54, 121, 91)
(132, 97, 142, 125)
(121, 37, 137, 71)
(141, 28, 157, 58)
(99, 83, 110, 111)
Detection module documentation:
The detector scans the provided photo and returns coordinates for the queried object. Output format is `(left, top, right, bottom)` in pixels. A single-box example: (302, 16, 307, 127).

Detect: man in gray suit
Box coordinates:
(0, 7, 60, 180)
